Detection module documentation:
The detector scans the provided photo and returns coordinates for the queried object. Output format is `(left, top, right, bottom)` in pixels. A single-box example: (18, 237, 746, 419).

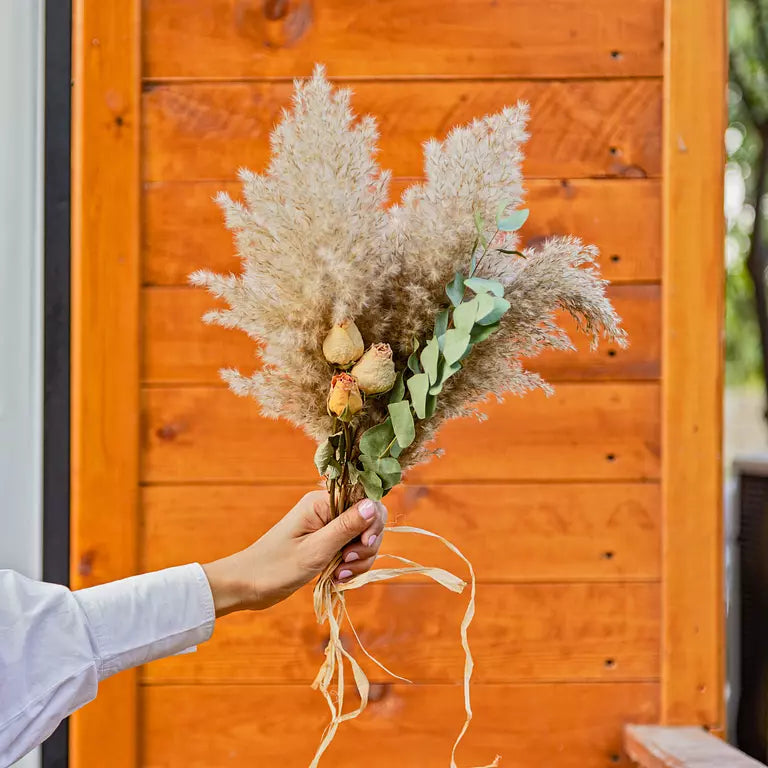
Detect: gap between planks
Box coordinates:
(141, 75, 665, 86)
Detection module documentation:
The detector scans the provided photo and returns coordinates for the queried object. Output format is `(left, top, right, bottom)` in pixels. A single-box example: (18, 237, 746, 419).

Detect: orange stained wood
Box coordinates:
(142, 682, 659, 768)
(142, 178, 662, 286)
(141, 483, 661, 583)
(70, 0, 140, 765)
(69, 0, 725, 763)
(142, 79, 662, 182)
(661, 0, 726, 728)
(143, 0, 663, 79)
(141, 581, 660, 684)
(141, 383, 661, 484)
(143, 284, 660, 384)
(624, 725, 764, 768)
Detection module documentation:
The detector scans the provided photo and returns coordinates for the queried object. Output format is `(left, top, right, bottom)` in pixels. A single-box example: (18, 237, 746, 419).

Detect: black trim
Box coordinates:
(43, 0, 72, 765)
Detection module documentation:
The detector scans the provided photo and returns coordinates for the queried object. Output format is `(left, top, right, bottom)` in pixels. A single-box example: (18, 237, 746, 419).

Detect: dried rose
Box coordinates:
(322, 320, 364, 366)
(327, 372, 364, 417)
(350, 343, 397, 394)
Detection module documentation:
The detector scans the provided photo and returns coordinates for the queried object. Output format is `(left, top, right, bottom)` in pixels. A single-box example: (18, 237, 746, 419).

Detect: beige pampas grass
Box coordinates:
(190, 65, 626, 768)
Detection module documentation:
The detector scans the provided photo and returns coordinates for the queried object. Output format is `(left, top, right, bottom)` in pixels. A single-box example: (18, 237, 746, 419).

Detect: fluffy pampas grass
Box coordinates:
(190, 65, 626, 767)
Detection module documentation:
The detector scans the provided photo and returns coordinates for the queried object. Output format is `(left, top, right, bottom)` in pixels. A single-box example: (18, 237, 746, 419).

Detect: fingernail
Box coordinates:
(367, 533, 379, 548)
(344, 551, 360, 563)
(359, 499, 376, 520)
(338, 569, 353, 581)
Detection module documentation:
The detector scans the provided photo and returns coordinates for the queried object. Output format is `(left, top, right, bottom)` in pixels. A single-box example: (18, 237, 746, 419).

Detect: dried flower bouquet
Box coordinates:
(191, 66, 626, 767)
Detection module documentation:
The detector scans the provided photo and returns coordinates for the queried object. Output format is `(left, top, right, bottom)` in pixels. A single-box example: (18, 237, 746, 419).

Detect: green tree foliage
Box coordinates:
(728, 0, 768, 386)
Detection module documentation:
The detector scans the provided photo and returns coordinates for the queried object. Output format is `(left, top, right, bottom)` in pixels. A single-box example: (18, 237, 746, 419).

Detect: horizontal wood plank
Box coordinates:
(144, 0, 663, 80)
(142, 284, 660, 384)
(142, 179, 661, 286)
(142, 79, 661, 182)
(141, 483, 661, 582)
(624, 725, 764, 768)
(142, 581, 659, 684)
(141, 682, 659, 767)
(141, 383, 660, 483)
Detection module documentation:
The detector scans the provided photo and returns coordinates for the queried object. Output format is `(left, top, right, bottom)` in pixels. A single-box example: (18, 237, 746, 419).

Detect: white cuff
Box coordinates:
(73, 563, 215, 680)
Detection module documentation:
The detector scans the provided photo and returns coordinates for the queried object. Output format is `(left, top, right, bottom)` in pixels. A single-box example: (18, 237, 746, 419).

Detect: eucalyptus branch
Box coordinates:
(471, 228, 501, 277)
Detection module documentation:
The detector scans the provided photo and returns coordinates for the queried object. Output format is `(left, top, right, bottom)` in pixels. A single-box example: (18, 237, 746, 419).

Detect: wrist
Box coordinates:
(202, 554, 254, 617)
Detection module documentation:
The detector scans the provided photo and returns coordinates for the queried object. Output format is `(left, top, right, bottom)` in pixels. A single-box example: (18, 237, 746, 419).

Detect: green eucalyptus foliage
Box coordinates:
(353, 263, 512, 500)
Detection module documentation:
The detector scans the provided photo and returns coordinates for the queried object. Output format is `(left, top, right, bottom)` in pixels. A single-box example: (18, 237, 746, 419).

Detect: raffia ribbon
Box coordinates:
(310, 525, 501, 768)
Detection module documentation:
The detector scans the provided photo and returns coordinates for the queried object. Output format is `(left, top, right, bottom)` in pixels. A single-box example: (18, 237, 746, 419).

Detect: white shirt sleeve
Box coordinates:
(0, 563, 215, 767)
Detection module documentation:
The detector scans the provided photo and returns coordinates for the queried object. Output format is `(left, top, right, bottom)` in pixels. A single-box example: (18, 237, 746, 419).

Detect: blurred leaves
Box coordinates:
(727, 0, 768, 386)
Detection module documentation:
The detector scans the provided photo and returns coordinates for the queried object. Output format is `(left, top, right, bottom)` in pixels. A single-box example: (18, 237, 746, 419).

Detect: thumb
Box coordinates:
(309, 498, 379, 558)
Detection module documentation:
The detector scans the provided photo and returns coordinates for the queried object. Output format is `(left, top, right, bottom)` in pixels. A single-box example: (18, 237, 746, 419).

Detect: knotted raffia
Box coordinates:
(310, 525, 501, 768)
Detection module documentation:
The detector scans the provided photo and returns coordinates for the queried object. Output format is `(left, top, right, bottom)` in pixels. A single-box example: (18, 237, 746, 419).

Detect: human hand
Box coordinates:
(202, 491, 387, 616)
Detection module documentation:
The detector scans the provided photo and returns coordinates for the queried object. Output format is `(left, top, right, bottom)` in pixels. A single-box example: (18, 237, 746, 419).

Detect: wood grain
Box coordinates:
(141, 383, 660, 483)
(70, 0, 140, 768)
(142, 179, 661, 286)
(70, 0, 140, 765)
(142, 79, 662, 182)
(141, 483, 661, 582)
(143, 0, 663, 80)
(142, 581, 659, 684)
(624, 725, 763, 768)
(142, 284, 660, 384)
(141, 682, 659, 767)
(661, 0, 726, 729)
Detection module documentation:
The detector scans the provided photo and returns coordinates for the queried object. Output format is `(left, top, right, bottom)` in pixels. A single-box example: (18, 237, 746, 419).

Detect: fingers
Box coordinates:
(308, 498, 386, 560)
(339, 508, 386, 562)
(335, 554, 377, 581)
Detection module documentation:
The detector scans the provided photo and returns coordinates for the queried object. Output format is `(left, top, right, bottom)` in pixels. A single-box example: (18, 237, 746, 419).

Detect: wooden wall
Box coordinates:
(70, 1, 725, 766)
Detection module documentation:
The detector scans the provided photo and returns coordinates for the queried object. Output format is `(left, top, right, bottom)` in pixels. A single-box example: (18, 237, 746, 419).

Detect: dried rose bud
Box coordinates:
(327, 372, 364, 417)
(350, 343, 397, 394)
(322, 320, 364, 366)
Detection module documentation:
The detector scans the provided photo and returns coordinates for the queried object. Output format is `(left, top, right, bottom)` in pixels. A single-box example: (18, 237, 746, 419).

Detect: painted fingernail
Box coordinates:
(359, 499, 376, 520)
(367, 533, 379, 548)
(344, 551, 360, 563)
(338, 569, 353, 581)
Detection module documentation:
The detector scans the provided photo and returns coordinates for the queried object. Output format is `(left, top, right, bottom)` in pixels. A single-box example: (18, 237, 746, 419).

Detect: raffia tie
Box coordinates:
(309, 525, 501, 768)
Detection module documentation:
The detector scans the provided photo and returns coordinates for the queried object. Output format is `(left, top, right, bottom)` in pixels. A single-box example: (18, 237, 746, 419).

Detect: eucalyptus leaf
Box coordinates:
(347, 462, 360, 485)
(474, 292, 496, 321)
(434, 307, 450, 340)
(470, 321, 501, 344)
(497, 208, 529, 232)
(390, 440, 403, 459)
(442, 328, 472, 366)
(407, 372, 431, 419)
(496, 248, 526, 258)
(429, 358, 462, 395)
(464, 276, 504, 297)
(446, 272, 465, 307)
(473, 209, 488, 247)
(359, 469, 384, 501)
(476, 296, 511, 326)
(425, 393, 437, 419)
(407, 338, 422, 374)
(388, 400, 415, 448)
(453, 297, 479, 332)
(327, 458, 342, 479)
(421, 337, 440, 384)
(359, 419, 395, 458)
(313, 439, 335, 475)
(389, 370, 405, 403)
(375, 456, 402, 489)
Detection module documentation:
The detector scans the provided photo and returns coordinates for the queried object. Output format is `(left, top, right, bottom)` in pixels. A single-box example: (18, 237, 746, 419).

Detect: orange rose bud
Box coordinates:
(350, 343, 397, 394)
(327, 372, 364, 417)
